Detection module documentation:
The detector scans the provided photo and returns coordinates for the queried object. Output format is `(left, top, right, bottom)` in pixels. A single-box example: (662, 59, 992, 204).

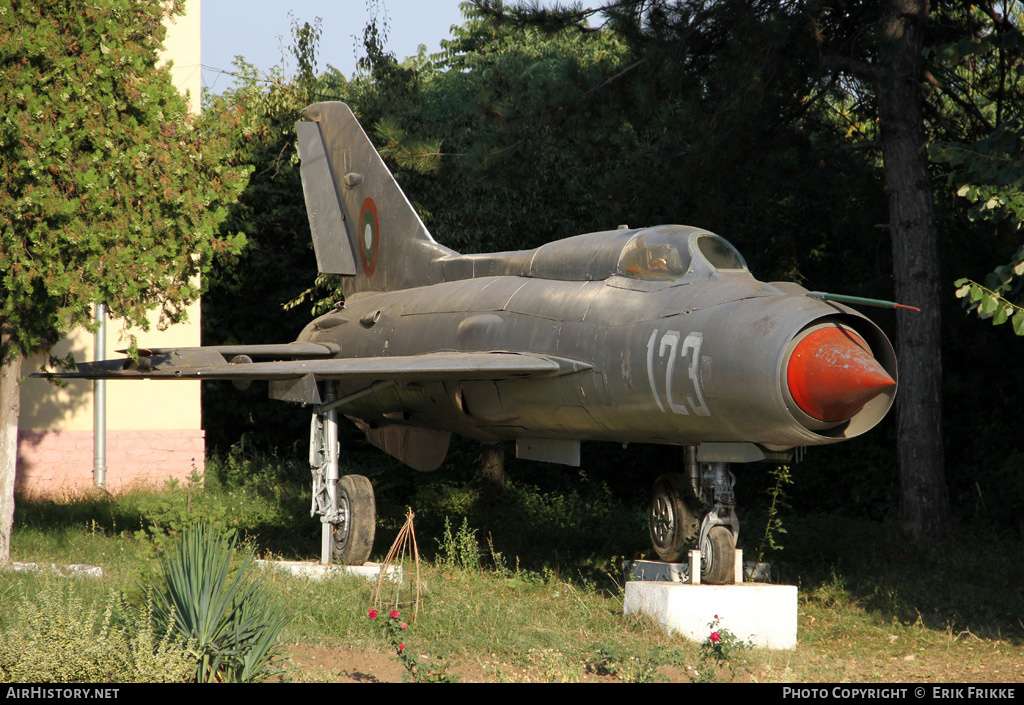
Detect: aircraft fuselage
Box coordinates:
(297, 230, 895, 460)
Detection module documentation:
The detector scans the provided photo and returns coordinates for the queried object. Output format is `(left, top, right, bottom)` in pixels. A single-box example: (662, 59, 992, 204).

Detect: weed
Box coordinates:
(134, 473, 234, 551)
(756, 463, 793, 562)
(205, 436, 306, 498)
(436, 516, 481, 572)
(486, 532, 513, 576)
(591, 643, 684, 682)
(524, 648, 582, 683)
(808, 570, 855, 611)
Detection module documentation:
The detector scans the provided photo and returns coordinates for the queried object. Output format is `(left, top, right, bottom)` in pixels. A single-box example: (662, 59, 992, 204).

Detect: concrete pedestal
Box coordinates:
(257, 560, 401, 582)
(624, 581, 797, 649)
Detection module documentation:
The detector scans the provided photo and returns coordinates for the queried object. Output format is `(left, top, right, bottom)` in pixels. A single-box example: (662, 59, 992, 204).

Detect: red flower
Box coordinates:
(400, 622, 408, 630)
(710, 631, 721, 643)
(398, 644, 405, 651)
(714, 614, 719, 619)
(390, 609, 400, 620)
(368, 609, 378, 620)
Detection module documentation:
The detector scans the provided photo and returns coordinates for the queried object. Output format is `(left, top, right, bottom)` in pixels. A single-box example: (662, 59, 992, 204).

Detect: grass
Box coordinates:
(2, 450, 1022, 683)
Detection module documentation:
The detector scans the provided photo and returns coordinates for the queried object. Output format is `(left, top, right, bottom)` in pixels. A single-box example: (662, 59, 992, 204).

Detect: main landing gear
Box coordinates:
(309, 385, 376, 565)
(648, 447, 739, 584)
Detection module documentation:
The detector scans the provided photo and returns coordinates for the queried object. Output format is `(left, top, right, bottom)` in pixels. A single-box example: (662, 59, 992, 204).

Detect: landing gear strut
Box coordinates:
(310, 384, 376, 565)
(648, 447, 738, 584)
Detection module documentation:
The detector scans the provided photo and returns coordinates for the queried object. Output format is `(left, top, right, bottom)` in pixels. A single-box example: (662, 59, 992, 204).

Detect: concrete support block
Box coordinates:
(4, 562, 104, 578)
(624, 581, 797, 649)
(257, 560, 401, 582)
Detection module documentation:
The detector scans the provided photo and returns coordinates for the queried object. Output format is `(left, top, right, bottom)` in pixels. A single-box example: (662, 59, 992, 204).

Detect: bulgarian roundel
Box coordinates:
(358, 197, 380, 276)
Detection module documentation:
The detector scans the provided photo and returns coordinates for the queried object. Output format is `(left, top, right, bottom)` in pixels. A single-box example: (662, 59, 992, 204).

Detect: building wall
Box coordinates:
(17, 0, 205, 497)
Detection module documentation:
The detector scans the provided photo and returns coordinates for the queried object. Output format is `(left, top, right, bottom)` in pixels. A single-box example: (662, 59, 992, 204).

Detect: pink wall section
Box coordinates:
(17, 430, 205, 496)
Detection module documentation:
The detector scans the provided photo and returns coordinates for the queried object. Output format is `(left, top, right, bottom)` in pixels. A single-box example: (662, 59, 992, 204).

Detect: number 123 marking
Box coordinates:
(646, 329, 710, 417)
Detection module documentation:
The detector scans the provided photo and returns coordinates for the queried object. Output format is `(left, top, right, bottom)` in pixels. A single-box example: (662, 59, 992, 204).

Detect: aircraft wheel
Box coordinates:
(332, 475, 376, 565)
(649, 474, 700, 563)
(700, 525, 735, 584)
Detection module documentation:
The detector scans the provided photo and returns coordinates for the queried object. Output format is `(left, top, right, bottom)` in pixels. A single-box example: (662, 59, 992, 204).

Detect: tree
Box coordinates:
(815, 0, 1010, 539)
(0, 0, 248, 563)
(927, 4, 1024, 334)
(873, 1, 949, 540)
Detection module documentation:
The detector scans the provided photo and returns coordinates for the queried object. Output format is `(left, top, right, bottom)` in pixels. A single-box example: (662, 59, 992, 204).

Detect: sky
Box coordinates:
(200, 1, 471, 94)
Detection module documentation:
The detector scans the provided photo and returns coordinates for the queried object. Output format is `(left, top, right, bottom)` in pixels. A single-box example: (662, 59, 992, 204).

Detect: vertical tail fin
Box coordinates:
(295, 102, 454, 294)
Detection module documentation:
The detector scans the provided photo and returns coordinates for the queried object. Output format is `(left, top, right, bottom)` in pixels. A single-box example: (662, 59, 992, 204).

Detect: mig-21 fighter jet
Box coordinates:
(51, 102, 900, 583)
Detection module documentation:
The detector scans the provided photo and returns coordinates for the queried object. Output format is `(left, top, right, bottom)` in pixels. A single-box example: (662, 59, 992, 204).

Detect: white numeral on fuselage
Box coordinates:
(646, 329, 710, 417)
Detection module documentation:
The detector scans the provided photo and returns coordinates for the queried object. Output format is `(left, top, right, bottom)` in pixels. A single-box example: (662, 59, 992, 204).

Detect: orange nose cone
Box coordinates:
(787, 327, 896, 422)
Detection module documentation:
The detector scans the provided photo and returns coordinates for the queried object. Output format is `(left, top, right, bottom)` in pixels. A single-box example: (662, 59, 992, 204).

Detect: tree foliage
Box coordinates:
(0, 0, 247, 360)
(925, 3, 1024, 333)
(354, 1, 885, 285)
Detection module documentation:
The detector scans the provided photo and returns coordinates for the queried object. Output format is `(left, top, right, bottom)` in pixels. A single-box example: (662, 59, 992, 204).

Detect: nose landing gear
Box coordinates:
(648, 448, 738, 584)
(649, 473, 700, 563)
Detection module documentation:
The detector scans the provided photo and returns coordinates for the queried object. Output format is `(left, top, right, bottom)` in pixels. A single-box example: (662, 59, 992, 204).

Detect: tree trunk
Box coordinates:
(479, 442, 505, 501)
(877, 0, 951, 539)
(0, 350, 22, 565)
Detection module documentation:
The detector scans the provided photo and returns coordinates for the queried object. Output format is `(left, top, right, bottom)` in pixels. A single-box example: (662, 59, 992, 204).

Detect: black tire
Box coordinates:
(648, 473, 700, 563)
(700, 525, 735, 584)
(332, 475, 376, 565)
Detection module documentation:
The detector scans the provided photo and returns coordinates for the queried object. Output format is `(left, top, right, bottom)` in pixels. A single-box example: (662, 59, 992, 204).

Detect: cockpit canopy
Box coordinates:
(616, 225, 747, 281)
(617, 228, 691, 280)
(435, 224, 749, 283)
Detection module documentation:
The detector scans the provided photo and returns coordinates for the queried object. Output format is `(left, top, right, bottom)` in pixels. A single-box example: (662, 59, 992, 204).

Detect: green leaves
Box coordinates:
(933, 120, 1024, 215)
(1013, 310, 1024, 335)
(940, 119, 1024, 339)
(926, 10, 1024, 340)
(374, 118, 443, 175)
(0, 0, 248, 362)
(954, 277, 1024, 336)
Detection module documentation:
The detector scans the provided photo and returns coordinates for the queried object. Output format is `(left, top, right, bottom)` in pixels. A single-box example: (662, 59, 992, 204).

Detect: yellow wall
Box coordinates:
(162, 0, 202, 115)
(18, 309, 203, 432)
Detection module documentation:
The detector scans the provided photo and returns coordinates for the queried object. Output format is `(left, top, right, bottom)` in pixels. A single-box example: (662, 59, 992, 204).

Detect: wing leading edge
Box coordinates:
(42, 348, 592, 384)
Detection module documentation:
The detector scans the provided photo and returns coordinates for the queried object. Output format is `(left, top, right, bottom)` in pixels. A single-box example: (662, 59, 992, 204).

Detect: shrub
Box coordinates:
(0, 584, 194, 683)
(369, 608, 458, 683)
(145, 523, 290, 682)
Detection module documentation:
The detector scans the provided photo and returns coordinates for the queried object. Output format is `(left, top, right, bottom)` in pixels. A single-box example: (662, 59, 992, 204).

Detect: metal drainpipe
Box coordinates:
(93, 303, 107, 489)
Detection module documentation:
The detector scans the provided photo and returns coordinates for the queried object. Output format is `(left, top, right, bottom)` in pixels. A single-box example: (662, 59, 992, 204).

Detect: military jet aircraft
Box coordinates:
(51, 102, 899, 583)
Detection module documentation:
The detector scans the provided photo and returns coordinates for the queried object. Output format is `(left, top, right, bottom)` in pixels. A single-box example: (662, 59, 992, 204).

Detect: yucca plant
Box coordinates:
(147, 523, 289, 682)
